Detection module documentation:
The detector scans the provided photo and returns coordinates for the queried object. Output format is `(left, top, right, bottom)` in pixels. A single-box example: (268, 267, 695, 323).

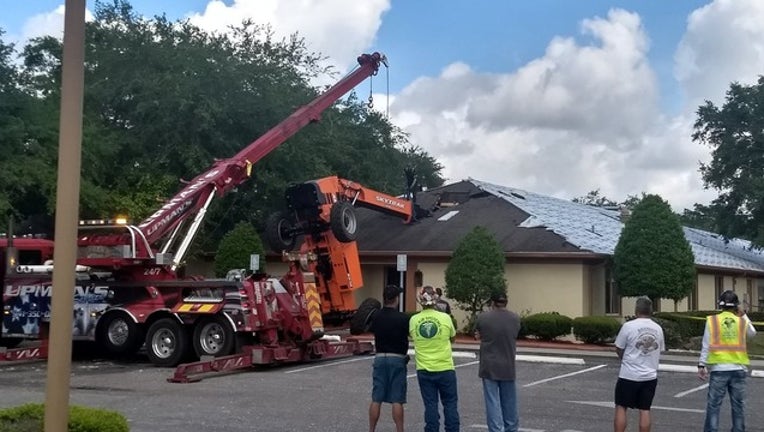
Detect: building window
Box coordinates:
(688, 279, 699, 311)
(714, 275, 724, 301)
(414, 270, 423, 288)
(746, 279, 754, 311)
(605, 277, 620, 314)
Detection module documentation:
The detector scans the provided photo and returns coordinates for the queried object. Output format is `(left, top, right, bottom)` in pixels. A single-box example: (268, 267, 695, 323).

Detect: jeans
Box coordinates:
(482, 378, 519, 432)
(417, 369, 460, 432)
(704, 369, 747, 432)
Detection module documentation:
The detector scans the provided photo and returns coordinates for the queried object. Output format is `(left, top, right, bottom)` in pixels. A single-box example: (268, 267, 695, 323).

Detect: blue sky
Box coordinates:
(2, 0, 706, 111)
(2, 1, 763, 210)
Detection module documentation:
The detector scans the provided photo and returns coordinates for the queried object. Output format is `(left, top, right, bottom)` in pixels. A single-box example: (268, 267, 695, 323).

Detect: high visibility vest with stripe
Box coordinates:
(706, 311, 749, 365)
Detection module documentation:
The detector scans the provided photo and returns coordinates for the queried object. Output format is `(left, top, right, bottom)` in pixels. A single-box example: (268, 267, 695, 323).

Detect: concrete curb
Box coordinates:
(659, 364, 698, 373)
(517, 354, 585, 365)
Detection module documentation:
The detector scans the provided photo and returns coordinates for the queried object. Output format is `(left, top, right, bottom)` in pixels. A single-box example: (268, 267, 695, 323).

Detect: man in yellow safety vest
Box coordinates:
(697, 290, 757, 432)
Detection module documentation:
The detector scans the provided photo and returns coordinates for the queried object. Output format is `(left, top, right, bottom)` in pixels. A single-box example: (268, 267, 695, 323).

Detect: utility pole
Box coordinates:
(43, 1, 86, 431)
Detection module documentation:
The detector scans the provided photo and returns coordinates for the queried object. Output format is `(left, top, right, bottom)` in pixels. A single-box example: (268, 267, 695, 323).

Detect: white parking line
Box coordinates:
(283, 356, 372, 374)
(469, 425, 547, 431)
(523, 364, 607, 388)
(568, 400, 705, 413)
(674, 383, 708, 398)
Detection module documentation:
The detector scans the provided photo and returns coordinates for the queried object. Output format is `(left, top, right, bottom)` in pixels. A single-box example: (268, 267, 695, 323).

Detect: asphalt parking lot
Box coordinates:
(1, 348, 763, 432)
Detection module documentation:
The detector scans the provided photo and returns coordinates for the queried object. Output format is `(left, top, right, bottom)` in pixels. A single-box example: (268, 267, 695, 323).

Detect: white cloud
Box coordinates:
(187, 0, 390, 73)
(675, 0, 764, 108)
(21, 4, 94, 42)
(387, 3, 764, 211)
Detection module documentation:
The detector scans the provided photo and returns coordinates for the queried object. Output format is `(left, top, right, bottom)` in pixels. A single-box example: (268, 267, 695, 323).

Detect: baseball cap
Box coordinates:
(491, 291, 508, 303)
(383, 285, 403, 301)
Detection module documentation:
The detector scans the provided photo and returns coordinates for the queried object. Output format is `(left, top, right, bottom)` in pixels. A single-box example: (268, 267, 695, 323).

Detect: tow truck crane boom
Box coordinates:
(78, 53, 387, 271)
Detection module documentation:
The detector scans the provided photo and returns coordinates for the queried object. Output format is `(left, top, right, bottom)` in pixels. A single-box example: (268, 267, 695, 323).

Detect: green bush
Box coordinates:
(572, 316, 621, 344)
(523, 312, 573, 341)
(654, 312, 707, 338)
(651, 317, 683, 349)
(0, 403, 129, 432)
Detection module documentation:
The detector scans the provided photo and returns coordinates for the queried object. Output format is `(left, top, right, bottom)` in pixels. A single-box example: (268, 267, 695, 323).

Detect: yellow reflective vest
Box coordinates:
(706, 311, 749, 365)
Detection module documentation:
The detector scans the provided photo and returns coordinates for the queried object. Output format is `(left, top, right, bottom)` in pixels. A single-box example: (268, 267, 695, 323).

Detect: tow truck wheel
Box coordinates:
(96, 312, 142, 355)
(0, 337, 23, 349)
(264, 211, 296, 251)
(330, 201, 358, 243)
(192, 315, 235, 358)
(349, 297, 381, 335)
(145, 318, 190, 367)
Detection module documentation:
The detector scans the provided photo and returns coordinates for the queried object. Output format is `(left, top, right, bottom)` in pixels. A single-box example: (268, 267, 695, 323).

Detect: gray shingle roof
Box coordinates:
(470, 179, 764, 273)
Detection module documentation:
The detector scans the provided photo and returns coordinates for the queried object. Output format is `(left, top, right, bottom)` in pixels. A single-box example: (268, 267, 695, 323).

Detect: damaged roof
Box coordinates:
(355, 178, 764, 272)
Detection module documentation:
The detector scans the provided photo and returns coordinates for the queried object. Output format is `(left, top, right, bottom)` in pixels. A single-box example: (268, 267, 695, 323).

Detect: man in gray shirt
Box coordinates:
(475, 291, 521, 432)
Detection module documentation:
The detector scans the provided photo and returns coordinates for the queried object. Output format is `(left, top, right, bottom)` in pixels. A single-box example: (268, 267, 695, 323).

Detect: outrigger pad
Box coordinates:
(349, 298, 382, 335)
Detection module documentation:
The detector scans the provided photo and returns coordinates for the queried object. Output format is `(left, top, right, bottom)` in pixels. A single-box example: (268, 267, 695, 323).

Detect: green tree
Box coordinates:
(613, 194, 696, 308)
(572, 189, 617, 207)
(15, 0, 445, 247)
(214, 221, 265, 277)
(693, 76, 764, 245)
(444, 226, 506, 329)
(678, 203, 718, 232)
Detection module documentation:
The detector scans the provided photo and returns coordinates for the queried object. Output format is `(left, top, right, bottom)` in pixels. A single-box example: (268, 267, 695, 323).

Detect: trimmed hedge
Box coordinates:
(653, 312, 707, 339)
(650, 317, 683, 349)
(572, 316, 621, 344)
(0, 403, 129, 432)
(523, 312, 573, 341)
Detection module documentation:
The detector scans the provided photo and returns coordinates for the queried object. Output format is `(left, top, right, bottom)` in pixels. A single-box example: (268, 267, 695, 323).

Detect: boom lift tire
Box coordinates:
(96, 311, 142, 355)
(0, 337, 23, 349)
(192, 315, 235, 358)
(330, 201, 358, 243)
(264, 211, 296, 252)
(349, 297, 381, 335)
(145, 318, 191, 367)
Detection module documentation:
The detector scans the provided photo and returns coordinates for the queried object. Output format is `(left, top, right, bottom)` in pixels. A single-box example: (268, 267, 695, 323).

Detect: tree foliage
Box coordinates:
(444, 226, 506, 327)
(693, 76, 764, 245)
(0, 0, 445, 250)
(572, 189, 644, 211)
(613, 194, 696, 305)
(214, 221, 265, 277)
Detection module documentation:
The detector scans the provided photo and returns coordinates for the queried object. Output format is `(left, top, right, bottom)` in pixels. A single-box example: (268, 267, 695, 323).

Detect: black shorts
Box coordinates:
(614, 378, 657, 410)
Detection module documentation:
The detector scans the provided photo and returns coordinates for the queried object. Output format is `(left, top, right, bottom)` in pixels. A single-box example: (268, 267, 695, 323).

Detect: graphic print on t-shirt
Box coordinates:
(635, 328, 660, 354)
(417, 317, 440, 338)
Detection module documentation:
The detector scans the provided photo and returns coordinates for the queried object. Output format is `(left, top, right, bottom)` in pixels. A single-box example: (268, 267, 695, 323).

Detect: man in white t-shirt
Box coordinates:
(613, 296, 665, 432)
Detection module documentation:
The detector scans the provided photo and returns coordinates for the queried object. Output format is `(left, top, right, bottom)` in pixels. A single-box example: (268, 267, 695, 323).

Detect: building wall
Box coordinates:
(505, 262, 586, 319)
(588, 263, 606, 316)
(698, 274, 716, 311)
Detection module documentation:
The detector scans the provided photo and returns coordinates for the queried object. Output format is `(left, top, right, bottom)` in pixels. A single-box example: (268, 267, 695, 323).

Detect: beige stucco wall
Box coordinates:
(697, 274, 716, 310)
(355, 264, 386, 302)
(507, 262, 586, 319)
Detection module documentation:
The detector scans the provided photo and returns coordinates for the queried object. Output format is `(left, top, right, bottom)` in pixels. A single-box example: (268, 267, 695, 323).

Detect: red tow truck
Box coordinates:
(1, 52, 396, 377)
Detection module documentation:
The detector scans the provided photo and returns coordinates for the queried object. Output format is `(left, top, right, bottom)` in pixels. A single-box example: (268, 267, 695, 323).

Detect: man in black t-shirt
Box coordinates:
(368, 284, 410, 432)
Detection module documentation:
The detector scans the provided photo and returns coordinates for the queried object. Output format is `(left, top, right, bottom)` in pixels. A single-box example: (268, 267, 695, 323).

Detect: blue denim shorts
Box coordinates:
(372, 355, 408, 404)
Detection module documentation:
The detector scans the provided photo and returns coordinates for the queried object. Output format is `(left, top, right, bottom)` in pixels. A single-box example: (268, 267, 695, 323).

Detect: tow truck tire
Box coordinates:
(96, 311, 142, 355)
(330, 201, 358, 243)
(0, 337, 23, 349)
(349, 298, 381, 335)
(145, 318, 190, 367)
(264, 211, 296, 252)
(192, 315, 235, 358)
